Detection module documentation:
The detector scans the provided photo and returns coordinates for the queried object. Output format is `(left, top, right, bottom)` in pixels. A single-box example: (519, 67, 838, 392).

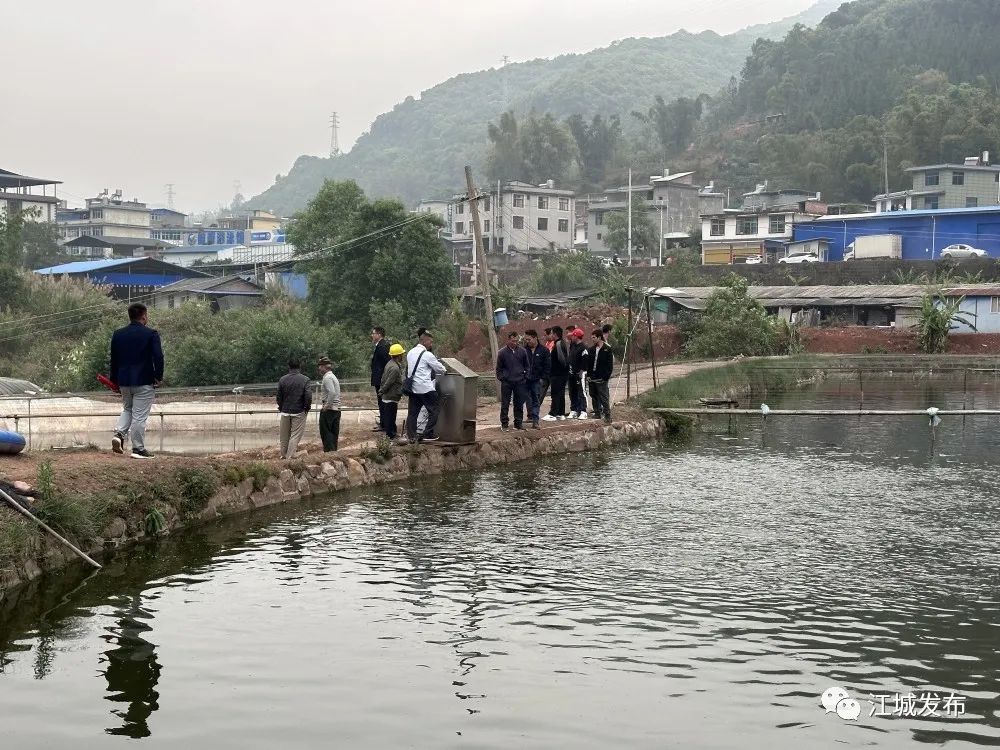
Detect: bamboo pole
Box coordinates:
(0, 488, 102, 569)
(626, 289, 633, 400)
(644, 293, 658, 390)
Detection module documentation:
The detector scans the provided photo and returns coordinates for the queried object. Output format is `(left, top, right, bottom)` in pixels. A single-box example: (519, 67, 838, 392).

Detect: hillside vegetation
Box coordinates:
(247, 0, 839, 213)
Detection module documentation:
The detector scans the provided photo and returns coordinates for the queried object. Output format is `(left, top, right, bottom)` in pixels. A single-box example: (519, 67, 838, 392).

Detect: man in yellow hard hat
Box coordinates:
(378, 343, 406, 439)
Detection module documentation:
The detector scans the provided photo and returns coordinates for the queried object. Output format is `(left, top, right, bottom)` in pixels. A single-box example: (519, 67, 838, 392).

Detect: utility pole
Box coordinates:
(164, 183, 175, 210)
(882, 133, 890, 196)
(329, 112, 341, 157)
(627, 168, 633, 266)
(658, 198, 664, 267)
(465, 166, 500, 368)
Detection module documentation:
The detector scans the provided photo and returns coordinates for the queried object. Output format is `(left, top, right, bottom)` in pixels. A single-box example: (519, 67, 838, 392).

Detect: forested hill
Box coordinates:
(247, 0, 840, 214)
(699, 0, 1000, 203)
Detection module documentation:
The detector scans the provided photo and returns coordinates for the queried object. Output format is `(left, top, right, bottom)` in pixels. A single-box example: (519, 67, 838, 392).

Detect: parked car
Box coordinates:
(778, 252, 819, 264)
(744, 255, 764, 265)
(940, 244, 986, 259)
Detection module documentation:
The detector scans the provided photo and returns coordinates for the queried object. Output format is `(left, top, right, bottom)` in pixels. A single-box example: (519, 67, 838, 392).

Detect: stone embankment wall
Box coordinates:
(0, 419, 665, 596)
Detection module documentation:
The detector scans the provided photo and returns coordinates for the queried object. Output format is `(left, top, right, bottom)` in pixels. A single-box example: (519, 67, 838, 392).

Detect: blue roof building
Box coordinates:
(793, 206, 1000, 262)
(35, 258, 209, 300)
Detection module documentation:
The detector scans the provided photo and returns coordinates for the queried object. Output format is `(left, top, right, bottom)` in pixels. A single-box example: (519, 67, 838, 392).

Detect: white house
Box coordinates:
(0, 167, 61, 222)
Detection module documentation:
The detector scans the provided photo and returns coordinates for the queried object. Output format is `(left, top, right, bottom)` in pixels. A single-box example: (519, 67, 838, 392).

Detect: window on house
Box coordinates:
(952, 171, 965, 186)
(559, 197, 570, 210)
(558, 218, 569, 232)
(483, 196, 491, 211)
(496, 237, 504, 250)
(967, 197, 979, 208)
(710, 217, 725, 236)
(992, 296, 1000, 313)
(925, 171, 940, 186)
(482, 237, 490, 251)
(513, 215, 524, 229)
(647, 191, 654, 201)
(483, 219, 490, 233)
(736, 216, 758, 235)
(596, 232, 602, 240)
(595, 211, 604, 226)
(768, 214, 786, 234)
(454, 221, 464, 234)
(925, 197, 939, 210)
(538, 196, 549, 209)
(457, 202, 464, 214)
(538, 218, 549, 231)
(91, 209, 103, 219)
(513, 194, 525, 208)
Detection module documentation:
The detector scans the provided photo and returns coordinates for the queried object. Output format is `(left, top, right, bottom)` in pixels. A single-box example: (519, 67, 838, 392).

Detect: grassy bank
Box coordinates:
(639, 356, 830, 409)
(0, 458, 280, 570)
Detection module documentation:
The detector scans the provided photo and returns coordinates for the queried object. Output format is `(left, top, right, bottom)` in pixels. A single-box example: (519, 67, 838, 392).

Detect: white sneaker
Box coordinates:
(556, 415, 567, 421)
(569, 411, 579, 419)
(541, 414, 557, 422)
(577, 412, 589, 420)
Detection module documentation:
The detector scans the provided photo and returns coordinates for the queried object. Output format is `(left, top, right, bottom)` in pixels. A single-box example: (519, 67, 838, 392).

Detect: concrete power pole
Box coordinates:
(465, 166, 500, 368)
(329, 112, 341, 157)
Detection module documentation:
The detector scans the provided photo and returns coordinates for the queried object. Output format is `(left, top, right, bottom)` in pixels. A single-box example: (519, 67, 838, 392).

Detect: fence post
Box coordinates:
(232, 387, 244, 452)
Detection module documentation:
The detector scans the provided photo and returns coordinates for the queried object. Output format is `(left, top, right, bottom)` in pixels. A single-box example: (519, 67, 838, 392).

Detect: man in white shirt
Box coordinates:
(404, 328, 446, 443)
(317, 356, 341, 452)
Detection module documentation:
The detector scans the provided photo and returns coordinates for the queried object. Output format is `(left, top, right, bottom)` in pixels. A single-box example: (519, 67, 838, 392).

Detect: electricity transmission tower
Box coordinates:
(329, 112, 341, 157)
(164, 183, 175, 210)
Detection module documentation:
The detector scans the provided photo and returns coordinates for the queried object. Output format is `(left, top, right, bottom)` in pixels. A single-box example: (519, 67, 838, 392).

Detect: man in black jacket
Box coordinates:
(586, 329, 615, 423)
(544, 326, 570, 421)
(110, 303, 164, 459)
(370, 326, 390, 432)
(568, 328, 589, 419)
(496, 331, 530, 431)
(523, 329, 550, 429)
(277, 358, 313, 459)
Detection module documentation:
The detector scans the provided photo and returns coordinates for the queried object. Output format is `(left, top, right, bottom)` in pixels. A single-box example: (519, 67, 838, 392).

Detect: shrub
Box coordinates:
(916, 293, 975, 354)
(684, 274, 778, 358)
(175, 467, 219, 516)
(0, 521, 34, 567)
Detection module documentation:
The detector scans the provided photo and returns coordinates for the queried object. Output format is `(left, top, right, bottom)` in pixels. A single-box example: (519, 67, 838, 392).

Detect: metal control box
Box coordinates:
(436, 358, 479, 445)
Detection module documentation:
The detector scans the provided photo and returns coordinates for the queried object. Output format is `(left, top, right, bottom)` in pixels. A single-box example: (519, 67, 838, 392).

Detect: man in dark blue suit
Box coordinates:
(109, 303, 164, 459)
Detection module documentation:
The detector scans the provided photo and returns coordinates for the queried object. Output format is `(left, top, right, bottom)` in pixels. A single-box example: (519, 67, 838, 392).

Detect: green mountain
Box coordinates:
(248, 0, 841, 214)
(696, 0, 1000, 203)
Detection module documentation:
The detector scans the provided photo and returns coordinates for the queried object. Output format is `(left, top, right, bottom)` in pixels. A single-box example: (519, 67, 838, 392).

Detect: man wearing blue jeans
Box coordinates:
(110, 303, 164, 459)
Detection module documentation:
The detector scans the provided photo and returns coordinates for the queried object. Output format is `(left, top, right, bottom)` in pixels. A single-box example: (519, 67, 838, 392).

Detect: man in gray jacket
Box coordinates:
(277, 357, 312, 459)
(317, 356, 341, 452)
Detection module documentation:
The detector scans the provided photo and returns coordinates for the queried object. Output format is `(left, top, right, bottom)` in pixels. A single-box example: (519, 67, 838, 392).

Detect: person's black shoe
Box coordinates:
(500, 424, 509, 432)
(514, 424, 527, 431)
(130, 448, 154, 459)
(111, 432, 125, 455)
(531, 422, 540, 429)
(422, 434, 440, 442)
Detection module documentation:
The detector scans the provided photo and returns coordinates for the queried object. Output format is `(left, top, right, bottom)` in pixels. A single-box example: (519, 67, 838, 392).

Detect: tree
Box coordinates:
(567, 113, 622, 186)
(604, 197, 657, 258)
(21, 220, 62, 269)
(518, 113, 577, 184)
(487, 111, 523, 183)
(289, 181, 454, 333)
(632, 95, 706, 161)
(685, 274, 778, 358)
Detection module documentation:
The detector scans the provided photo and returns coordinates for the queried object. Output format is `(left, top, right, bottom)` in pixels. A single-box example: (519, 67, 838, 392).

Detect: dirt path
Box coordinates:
(0, 359, 730, 488)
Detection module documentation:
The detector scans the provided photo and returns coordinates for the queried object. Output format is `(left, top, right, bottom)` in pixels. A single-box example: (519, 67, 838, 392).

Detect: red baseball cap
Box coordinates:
(571, 328, 585, 339)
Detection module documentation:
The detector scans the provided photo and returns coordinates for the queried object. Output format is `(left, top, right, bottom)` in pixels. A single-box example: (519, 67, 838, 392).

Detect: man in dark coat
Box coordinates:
(523, 329, 550, 429)
(544, 326, 570, 421)
(586, 329, 615, 423)
(370, 326, 390, 432)
(495, 331, 530, 431)
(568, 328, 589, 419)
(109, 303, 164, 459)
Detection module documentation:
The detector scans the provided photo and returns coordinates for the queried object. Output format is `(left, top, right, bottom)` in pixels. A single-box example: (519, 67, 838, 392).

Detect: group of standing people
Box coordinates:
(495, 324, 615, 430)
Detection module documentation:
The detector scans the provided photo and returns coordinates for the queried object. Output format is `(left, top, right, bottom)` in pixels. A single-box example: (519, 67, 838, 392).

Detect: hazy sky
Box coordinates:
(5, 0, 815, 213)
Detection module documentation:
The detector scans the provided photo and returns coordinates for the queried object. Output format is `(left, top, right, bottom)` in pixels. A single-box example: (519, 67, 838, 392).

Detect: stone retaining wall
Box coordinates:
(0, 419, 665, 596)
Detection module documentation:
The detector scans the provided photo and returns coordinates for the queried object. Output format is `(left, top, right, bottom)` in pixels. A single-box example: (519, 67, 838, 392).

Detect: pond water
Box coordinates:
(1, 374, 999, 748)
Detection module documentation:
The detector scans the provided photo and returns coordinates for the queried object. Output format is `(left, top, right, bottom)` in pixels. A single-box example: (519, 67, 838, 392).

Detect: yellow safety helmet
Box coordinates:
(389, 343, 405, 356)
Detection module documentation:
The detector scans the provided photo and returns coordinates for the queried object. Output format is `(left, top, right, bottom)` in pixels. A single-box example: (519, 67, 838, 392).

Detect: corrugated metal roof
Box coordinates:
(648, 284, 939, 309)
(0, 377, 42, 396)
(811, 206, 1000, 221)
(157, 276, 262, 293)
(35, 258, 135, 274)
